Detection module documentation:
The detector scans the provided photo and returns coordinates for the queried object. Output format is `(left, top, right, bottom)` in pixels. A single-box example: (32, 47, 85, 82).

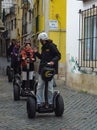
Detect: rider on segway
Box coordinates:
(26, 32, 64, 118)
(34, 32, 61, 109)
(12, 41, 21, 75)
(20, 40, 36, 91)
(7, 39, 16, 82)
(13, 40, 37, 101)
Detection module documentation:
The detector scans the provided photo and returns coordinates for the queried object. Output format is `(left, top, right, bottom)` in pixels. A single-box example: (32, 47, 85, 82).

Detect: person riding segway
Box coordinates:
(7, 39, 16, 82)
(26, 32, 64, 118)
(12, 41, 21, 75)
(13, 40, 37, 101)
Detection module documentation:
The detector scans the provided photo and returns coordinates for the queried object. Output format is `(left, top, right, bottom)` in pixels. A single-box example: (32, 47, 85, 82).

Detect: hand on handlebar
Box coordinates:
(48, 61, 54, 65)
(22, 57, 25, 60)
(31, 58, 35, 61)
(33, 47, 38, 53)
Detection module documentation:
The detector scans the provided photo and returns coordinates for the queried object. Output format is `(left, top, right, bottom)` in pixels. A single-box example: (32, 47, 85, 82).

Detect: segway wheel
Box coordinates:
(8, 69, 13, 82)
(27, 97, 36, 118)
(55, 95, 64, 116)
(8, 74, 12, 82)
(13, 84, 20, 101)
(6, 66, 10, 76)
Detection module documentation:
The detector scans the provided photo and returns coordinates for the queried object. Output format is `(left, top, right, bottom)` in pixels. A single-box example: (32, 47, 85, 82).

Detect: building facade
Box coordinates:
(4, 5, 16, 51)
(16, 0, 23, 43)
(1, 0, 16, 57)
(0, 0, 5, 56)
(32, 0, 66, 76)
(16, 0, 33, 44)
(66, 0, 97, 94)
(22, 0, 33, 42)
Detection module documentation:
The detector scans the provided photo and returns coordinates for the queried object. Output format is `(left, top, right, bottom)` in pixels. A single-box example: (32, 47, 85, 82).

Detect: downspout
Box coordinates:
(56, 16, 61, 79)
(44, 0, 49, 34)
(56, 14, 61, 51)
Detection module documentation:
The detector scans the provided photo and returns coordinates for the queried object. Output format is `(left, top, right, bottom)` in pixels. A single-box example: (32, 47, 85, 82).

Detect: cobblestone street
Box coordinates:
(0, 75, 97, 130)
(0, 58, 97, 130)
(1, 0, 97, 129)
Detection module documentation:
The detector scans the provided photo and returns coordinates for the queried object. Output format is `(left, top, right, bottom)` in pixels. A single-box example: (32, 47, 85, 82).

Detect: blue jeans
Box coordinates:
(36, 75, 54, 105)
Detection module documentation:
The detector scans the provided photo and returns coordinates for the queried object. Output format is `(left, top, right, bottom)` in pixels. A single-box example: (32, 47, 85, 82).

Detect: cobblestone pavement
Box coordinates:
(0, 58, 97, 130)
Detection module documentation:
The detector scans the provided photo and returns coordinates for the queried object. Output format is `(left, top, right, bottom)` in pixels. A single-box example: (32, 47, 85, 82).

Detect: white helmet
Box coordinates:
(38, 32, 48, 40)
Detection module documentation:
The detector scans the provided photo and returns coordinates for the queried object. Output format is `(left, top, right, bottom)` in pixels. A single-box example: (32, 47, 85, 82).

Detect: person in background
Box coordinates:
(34, 32, 61, 108)
(7, 39, 16, 67)
(6, 44, 11, 62)
(19, 39, 31, 54)
(12, 41, 21, 74)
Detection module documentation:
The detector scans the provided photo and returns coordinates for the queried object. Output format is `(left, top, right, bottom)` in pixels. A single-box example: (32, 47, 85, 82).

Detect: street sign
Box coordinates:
(49, 20, 58, 30)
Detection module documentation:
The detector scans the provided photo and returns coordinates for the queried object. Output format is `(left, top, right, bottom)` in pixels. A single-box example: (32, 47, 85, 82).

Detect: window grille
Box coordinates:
(78, 5, 97, 69)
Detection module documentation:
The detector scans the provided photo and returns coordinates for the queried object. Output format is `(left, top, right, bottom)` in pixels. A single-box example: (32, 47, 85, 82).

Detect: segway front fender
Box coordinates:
(53, 90, 60, 108)
(27, 96, 36, 118)
(29, 91, 37, 100)
(54, 94, 64, 116)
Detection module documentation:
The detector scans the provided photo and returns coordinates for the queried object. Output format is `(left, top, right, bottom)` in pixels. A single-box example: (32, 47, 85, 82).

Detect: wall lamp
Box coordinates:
(55, 14, 59, 19)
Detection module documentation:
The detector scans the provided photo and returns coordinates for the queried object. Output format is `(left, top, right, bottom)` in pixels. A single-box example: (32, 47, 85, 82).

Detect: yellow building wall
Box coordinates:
(49, 31, 66, 63)
(49, 0, 66, 63)
(33, 0, 66, 76)
(38, 0, 44, 32)
(39, 17, 44, 32)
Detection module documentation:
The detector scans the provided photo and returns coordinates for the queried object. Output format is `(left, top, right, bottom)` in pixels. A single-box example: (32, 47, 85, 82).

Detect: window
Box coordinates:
(79, 5, 97, 68)
(29, 11, 31, 22)
(18, 6, 19, 14)
(11, 20, 13, 30)
(84, 16, 97, 60)
(14, 18, 16, 29)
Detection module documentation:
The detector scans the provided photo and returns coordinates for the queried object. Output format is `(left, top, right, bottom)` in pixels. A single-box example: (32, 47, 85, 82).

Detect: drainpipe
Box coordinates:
(56, 14, 61, 51)
(56, 14, 62, 79)
(44, 0, 49, 34)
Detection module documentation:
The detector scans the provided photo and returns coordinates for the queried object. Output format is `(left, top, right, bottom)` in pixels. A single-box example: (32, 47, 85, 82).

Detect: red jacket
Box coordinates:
(21, 48, 34, 67)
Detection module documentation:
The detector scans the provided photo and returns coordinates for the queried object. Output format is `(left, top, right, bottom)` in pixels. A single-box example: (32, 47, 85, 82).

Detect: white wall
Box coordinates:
(2, 0, 12, 12)
(66, 0, 82, 59)
(11, 29, 16, 39)
(66, 0, 97, 94)
(67, 0, 97, 60)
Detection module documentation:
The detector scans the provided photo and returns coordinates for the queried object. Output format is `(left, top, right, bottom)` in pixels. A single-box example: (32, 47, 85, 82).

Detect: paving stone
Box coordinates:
(0, 58, 97, 130)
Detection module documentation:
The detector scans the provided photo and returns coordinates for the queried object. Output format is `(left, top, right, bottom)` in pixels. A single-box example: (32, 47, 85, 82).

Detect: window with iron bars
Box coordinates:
(78, 5, 97, 69)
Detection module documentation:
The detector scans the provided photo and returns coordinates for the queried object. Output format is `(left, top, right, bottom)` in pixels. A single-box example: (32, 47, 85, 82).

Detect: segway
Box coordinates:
(13, 52, 38, 101)
(6, 65, 10, 76)
(7, 55, 14, 82)
(26, 63, 64, 118)
(7, 66, 14, 82)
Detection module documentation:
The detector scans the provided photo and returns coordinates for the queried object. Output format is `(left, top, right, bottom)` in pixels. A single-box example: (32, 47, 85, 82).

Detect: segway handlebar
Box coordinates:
(21, 57, 35, 63)
(41, 62, 55, 81)
(41, 62, 54, 68)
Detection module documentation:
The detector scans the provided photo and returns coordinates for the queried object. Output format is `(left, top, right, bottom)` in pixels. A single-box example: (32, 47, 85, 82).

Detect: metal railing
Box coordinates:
(78, 5, 97, 70)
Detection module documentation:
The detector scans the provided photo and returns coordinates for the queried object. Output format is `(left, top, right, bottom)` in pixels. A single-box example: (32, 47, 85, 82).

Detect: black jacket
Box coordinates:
(35, 42, 61, 74)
